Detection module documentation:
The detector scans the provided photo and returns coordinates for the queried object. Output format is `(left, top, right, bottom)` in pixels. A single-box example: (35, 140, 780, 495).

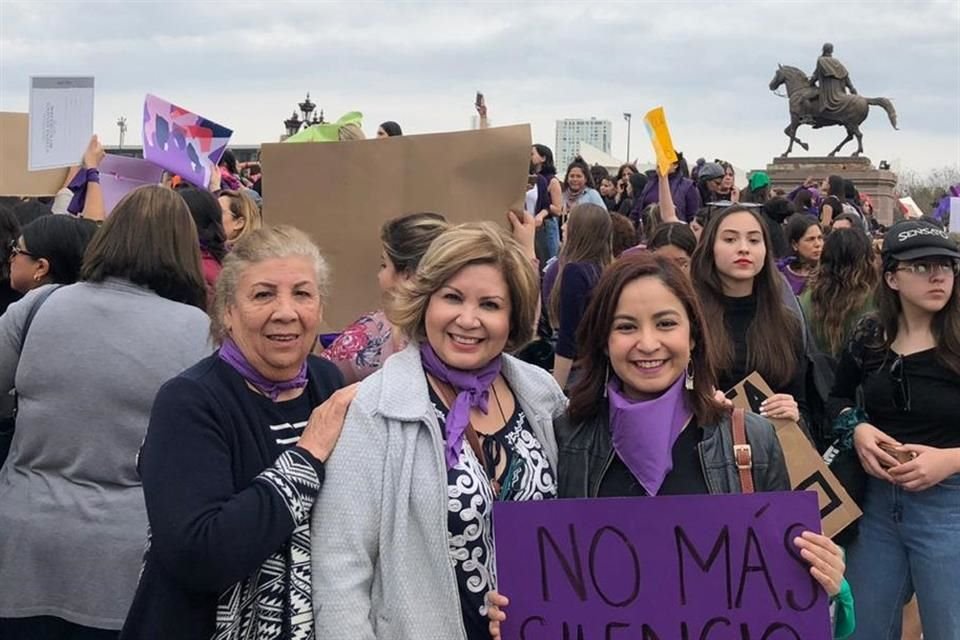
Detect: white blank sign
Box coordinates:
(28, 76, 94, 171)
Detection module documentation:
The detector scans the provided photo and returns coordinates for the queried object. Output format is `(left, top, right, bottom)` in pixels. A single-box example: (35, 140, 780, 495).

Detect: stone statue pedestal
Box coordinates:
(766, 156, 898, 225)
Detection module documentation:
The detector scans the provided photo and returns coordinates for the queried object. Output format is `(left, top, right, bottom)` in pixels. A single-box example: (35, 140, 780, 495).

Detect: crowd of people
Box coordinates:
(0, 130, 957, 640)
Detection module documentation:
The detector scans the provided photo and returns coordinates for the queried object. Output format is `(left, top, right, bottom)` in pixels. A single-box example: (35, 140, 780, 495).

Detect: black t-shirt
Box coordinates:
(819, 195, 842, 222)
(598, 424, 709, 497)
(832, 320, 960, 448)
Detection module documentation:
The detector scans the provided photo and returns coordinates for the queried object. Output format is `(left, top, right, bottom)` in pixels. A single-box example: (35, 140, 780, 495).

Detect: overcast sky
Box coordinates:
(2, 0, 958, 174)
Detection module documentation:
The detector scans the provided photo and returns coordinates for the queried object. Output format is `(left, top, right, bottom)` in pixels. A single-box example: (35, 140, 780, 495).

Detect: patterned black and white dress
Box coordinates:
(214, 391, 317, 640)
(428, 382, 557, 640)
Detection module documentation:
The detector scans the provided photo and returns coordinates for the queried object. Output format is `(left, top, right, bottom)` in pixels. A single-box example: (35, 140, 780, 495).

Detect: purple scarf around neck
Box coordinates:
(419, 342, 502, 469)
(607, 372, 694, 496)
(218, 337, 309, 401)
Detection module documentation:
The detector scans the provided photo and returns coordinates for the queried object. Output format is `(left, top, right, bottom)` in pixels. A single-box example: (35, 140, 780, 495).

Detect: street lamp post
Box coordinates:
(116, 116, 128, 149)
(623, 112, 632, 163)
(283, 92, 326, 138)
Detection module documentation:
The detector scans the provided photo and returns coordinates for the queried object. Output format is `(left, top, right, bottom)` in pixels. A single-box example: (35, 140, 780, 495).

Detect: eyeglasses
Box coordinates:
(9, 245, 34, 259)
(896, 261, 959, 276)
(889, 354, 911, 412)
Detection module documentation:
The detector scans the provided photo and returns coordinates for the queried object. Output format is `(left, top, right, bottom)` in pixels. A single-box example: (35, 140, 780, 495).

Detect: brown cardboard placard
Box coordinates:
(261, 124, 531, 331)
(726, 372, 862, 539)
(0, 112, 69, 196)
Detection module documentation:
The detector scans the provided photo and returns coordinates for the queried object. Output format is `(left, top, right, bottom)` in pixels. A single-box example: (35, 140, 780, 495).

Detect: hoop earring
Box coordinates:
(684, 360, 695, 391)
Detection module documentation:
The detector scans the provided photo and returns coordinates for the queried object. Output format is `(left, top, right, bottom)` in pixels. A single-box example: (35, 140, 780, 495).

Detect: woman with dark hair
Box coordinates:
(322, 212, 449, 383)
(619, 171, 648, 221)
(820, 175, 846, 226)
(217, 149, 242, 191)
(801, 228, 877, 357)
(9, 215, 98, 295)
(589, 164, 609, 192)
(609, 212, 638, 257)
(778, 214, 824, 295)
(763, 196, 794, 259)
(634, 153, 700, 222)
(547, 203, 612, 388)
(0, 185, 210, 639)
(179, 187, 228, 301)
(0, 205, 22, 315)
(376, 121, 403, 137)
(690, 205, 808, 424)
(648, 222, 697, 274)
(598, 176, 618, 211)
(530, 144, 563, 263)
(487, 253, 853, 640)
(829, 220, 960, 639)
(561, 158, 605, 220)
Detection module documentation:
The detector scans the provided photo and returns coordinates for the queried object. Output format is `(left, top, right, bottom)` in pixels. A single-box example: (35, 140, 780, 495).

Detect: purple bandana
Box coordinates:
(419, 342, 502, 469)
(218, 337, 308, 401)
(67, 168, 100, 215)
(607, 372, 694, 496)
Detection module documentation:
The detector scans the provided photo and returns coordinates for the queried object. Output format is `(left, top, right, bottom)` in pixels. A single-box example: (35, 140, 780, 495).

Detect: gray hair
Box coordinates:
(210, 225, 330, 344)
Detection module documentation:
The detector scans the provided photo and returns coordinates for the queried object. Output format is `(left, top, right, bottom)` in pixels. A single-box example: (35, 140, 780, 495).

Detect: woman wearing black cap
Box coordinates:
(829, 219, 960, 639)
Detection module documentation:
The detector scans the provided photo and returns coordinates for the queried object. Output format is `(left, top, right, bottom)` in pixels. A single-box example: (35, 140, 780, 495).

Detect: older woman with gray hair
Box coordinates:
(121, 225, 355, 640)
(311, 220, 567, 640)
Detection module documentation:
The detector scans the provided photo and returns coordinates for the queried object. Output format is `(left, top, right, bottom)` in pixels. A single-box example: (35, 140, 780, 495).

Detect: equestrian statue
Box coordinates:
(769, 43, 897, 158)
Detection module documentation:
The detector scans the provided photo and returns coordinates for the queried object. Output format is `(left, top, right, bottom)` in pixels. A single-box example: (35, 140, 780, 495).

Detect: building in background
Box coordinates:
(555, 118, 612, 171)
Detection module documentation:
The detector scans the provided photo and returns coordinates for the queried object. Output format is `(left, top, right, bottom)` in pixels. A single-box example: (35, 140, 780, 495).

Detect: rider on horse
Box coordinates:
(807, 43, 858, 124)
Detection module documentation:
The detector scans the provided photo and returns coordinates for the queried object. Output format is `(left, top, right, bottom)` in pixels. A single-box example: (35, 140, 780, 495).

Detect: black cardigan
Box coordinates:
(120, 354, 344, 639)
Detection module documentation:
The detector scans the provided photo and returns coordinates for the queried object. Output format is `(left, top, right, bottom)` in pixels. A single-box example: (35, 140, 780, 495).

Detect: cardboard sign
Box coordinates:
(142, 94, 232, 189)
(643, 106, 678, 177)
(494, 492, 832, 640)
(28, 76, 95, 171)
(726, 372, 862, 539)
(99, 154, 165, 214)
(261, 124, 531, 331)
(0, 112, 69, 196)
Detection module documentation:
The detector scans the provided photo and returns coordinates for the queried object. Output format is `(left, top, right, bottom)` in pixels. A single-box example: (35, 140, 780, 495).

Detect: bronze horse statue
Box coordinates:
(769, 64, 897, 158)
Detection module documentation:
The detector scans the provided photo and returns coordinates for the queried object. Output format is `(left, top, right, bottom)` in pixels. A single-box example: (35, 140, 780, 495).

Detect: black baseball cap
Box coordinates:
(882, 220, 960, 262)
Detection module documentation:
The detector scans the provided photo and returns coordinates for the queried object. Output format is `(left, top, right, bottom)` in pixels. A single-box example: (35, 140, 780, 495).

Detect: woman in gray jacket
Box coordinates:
(311, 221, 567, 640)
(0, 186, 211, 638)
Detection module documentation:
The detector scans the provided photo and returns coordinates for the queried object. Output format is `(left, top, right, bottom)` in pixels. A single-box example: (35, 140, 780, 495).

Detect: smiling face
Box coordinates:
(794, 224, 824, 264)
(424, 263, 511, 370)
(713, 211, 766, 294)
(885, 259, 956, 314)
(608, 276, 692, 400)
(223, 256, 322, 381)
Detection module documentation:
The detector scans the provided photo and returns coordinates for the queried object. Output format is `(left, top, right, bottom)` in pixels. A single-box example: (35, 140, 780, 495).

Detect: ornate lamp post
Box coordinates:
(283, 92, 326, 137)
(623, 112, 632, 163)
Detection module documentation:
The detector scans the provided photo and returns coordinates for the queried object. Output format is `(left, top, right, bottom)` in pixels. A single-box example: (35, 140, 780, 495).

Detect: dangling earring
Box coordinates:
(684, 360, 695, 390)
(603, 362, 611, 398)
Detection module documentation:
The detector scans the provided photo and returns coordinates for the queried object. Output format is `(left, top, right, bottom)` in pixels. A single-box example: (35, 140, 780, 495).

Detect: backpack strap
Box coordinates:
(18, 285, 63, 353)
(731, 407, 754, 494)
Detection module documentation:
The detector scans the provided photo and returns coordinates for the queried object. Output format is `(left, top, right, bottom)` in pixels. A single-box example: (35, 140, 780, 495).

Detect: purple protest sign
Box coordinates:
(494, 492, 832, 640)
(98, 154, 164, 214)
(142, 94, 232, 189)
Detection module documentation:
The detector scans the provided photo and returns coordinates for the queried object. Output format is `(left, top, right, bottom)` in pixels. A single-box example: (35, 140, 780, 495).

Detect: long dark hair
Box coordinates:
(81, 185, 207, 310)
(0, 204, 20, 282)
(563, 158, 596, 191)
(877, 255, 960, 376)
(532, 144, 556, 177)
(827, 175, 846, 203)
(568, 253, 724, 426)
(808, 229, 878, 355)
(690, 205, 802, 388)
(178, 187, 228, 263)
(784, 213, 822, 261)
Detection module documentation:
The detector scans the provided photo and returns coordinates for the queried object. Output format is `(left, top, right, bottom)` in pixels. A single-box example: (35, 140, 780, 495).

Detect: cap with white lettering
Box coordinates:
(882, 220, 960, 262)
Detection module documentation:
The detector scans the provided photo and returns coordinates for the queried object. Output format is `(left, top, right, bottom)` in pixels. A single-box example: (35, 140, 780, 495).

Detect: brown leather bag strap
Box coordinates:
(731, 407, 754, 494)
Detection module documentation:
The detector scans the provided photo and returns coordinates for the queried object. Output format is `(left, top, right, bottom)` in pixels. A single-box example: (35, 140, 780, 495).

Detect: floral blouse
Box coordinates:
(320, 310, 405, 384)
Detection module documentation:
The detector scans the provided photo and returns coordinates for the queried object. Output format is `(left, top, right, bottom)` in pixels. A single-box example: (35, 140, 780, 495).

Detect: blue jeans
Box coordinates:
(846, 474, 960, 639)
(535, 217, 560, 265)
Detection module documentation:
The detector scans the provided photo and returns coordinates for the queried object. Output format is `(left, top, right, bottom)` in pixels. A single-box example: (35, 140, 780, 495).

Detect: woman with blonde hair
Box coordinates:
(311, 220, 567, 640)
(217, 188, 262, 246)
(544, 203, 613, 388)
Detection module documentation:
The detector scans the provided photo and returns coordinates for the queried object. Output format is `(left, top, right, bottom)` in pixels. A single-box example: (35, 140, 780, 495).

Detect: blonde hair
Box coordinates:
(219, 189, 263, 244)
(211, 225, 330, 344)
(388, 222, 539, 352)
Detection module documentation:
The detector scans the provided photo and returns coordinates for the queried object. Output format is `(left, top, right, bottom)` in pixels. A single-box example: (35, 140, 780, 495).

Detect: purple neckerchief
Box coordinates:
(419, 342, 502, 469)
(218, 337, 308, 401)
(67, 168, 99, 215)
(607, 372, 693, 496)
